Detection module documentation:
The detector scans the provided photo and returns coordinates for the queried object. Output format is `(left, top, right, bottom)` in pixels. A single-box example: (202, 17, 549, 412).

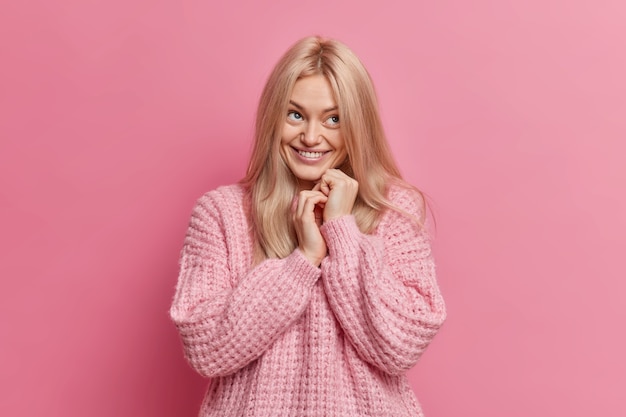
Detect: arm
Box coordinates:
(169, 192, 321, 378)
(319, 187, 446, 375)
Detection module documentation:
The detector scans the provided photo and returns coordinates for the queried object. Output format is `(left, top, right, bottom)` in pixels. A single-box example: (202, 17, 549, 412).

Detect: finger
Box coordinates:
(313, 204, 323, 226)
(319, 176, 331, 195)
(304, 194, 328, 218)
(296, 191, 322, 216)
(297, 190, 327, 202)
(324, 168, 354, 184)
(320, 169, 344, 188)
(323, 170, 358, 192)
(313, 177, 331, 196)
(296, 192, 327, 220)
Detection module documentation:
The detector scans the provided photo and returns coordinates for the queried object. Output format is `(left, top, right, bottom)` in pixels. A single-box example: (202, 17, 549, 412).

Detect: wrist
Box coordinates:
(299, 247, 324, 267)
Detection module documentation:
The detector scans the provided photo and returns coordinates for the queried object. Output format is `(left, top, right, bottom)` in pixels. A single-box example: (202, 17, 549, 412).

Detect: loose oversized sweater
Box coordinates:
(170, 184, 446, 417)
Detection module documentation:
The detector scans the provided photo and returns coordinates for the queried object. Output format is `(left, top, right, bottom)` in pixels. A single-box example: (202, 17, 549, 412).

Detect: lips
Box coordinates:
(291, 146, 330, 160)
(298, 150, 326, 159)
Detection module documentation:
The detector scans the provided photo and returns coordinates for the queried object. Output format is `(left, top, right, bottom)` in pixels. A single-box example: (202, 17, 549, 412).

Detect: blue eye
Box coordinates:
(287, 111, 303, 121)
(326, 115, 340, 126)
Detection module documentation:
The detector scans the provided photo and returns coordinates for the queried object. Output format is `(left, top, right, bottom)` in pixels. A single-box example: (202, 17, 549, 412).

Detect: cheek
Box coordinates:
(281, 124, 299, 144)
(330, 132, 345, 151)
(278, 139, 290, 161)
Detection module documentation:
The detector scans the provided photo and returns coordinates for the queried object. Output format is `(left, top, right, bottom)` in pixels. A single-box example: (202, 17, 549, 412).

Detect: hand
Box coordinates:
(317, 169, 359, 222)
(293, 189, 328, 267)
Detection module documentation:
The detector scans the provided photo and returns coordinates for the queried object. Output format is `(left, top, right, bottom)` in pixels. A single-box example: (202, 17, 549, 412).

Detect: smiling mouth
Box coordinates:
(296, 149, 328, 159)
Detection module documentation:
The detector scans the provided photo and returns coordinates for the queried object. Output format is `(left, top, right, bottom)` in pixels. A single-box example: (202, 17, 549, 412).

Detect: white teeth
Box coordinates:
(298, 150, 324, 158)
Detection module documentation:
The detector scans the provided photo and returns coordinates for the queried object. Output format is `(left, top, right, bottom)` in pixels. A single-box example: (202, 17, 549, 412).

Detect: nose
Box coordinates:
(301, 122, 323, 147)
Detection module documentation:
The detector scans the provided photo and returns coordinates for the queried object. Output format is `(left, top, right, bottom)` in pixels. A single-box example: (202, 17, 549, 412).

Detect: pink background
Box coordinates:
(1, 1, 625, 416)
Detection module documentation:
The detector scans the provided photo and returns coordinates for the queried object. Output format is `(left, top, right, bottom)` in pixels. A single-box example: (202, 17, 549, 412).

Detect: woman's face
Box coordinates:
(280, 75, 347, 191)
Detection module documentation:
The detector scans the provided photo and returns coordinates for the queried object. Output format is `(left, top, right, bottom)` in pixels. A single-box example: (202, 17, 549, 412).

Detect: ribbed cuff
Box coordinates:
(285, 249, 322, 287)
(320, 215, 361, 257)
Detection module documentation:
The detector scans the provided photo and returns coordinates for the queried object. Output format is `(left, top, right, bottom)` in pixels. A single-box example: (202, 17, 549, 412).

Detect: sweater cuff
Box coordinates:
(286, 248, 322, 286)
(320, 215, 361, 256)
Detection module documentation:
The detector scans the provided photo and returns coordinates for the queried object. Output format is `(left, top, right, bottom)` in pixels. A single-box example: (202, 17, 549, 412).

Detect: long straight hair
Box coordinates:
(241, 36, 422, 262)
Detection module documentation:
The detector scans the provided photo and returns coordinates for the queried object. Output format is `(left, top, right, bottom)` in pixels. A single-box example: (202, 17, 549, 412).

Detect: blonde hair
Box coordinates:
(241, 36, 422, 262)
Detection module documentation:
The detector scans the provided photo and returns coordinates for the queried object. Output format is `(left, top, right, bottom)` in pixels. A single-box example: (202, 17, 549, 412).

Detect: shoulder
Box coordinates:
(192, 183, 247, 223)
(197, 183, 246, 207)
(385, 181, 426, 217)
(373, 181, 430, 237)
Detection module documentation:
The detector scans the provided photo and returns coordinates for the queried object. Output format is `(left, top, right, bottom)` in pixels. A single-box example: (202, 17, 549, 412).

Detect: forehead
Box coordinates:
(290, 75, 337, 108)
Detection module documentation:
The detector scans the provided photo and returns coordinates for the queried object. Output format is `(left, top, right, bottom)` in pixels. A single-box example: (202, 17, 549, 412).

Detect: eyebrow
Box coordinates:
(289, 100, 338, 114)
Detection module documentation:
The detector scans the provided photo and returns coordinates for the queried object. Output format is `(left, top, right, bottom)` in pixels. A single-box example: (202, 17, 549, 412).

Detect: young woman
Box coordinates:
(170, 36, 446, 417)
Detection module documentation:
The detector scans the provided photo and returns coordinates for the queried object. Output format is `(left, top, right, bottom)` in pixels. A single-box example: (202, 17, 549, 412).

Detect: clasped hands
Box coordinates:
(293, 169, 358, 267)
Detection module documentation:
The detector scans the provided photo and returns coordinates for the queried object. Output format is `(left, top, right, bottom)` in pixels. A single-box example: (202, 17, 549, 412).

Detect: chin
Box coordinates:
(298, 169, 326, 181)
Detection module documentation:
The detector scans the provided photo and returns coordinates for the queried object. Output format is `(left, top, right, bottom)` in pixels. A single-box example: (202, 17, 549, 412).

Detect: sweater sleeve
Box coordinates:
(169, 191, 321, 378)
(319, 187, 446, 375)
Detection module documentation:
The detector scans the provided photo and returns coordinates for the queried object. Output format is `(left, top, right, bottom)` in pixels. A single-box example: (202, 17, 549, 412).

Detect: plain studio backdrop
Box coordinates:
(1, 1, 624, 416)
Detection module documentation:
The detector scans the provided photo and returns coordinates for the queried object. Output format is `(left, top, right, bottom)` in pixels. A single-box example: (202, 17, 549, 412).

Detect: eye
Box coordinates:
(325, 115, 340, 126)
(287, 111, 303, 121)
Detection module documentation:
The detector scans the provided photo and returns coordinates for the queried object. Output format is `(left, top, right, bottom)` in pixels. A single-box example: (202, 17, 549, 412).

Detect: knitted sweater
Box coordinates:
(170, 184, 446, 417)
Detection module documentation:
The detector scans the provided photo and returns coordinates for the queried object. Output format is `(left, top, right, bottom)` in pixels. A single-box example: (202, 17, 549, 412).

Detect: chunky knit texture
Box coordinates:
(170, 184, 446, 417)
